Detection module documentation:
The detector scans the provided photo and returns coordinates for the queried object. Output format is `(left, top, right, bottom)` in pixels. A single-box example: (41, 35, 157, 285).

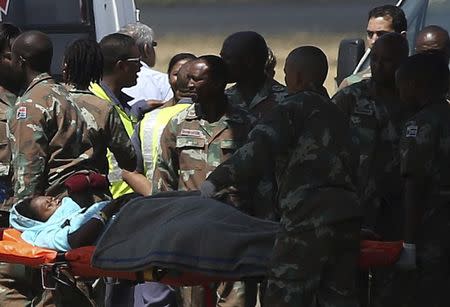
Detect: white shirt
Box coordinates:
(122, 62, 173, 106)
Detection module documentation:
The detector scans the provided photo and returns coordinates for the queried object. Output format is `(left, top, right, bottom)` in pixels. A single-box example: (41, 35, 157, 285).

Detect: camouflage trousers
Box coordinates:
(177, 281, 258, 307)
(0, 264, 56, 307)
(0, 263, 33, 307)
(263, 220, 361, 307)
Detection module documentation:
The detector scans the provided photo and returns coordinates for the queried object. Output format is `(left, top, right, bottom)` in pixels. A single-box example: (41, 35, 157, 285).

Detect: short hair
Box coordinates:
(368, 5, 407, 33)
(397, 53, 449, 95)
(372, 32, 409, 59)
(288, 46, 328, 86)
(119, 22, 154, 55)
(197, 55, 228, 88)
(64, 39, 103, 89)
(223, 31, 268, 70)
(167, 53, 197, 74)
(0, 23, 21, 53)
(99, 33, 136, 74)
(13, 31, 53, 73)
(15, 197, 40, 221)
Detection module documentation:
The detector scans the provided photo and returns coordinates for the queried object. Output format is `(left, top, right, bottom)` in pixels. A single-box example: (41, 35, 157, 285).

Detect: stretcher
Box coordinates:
(0, 227, 403, 306)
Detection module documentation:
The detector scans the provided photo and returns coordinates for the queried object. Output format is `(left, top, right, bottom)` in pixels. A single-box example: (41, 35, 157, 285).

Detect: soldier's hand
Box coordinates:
(200, 180, 217, 198)
(395, 243, 417, 271)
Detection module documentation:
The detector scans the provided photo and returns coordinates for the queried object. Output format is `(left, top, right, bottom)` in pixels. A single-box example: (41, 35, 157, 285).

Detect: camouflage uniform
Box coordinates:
(225, 78, 287, 307)
(153, 102, 253, 307)
(153, 102, 253, 205)
(337, 67, 372, 91)
(226, 77, 286, 219)
(207, 90, 361, 307)
(0, 89, 34, 307)
(7, 73, 96, 202)
(0, 89, 15, 213)
(332, 79, 408, 307)
(69, 88, 136, 176)
(398, 101, 450, 307)
(332, 79, 405, 239)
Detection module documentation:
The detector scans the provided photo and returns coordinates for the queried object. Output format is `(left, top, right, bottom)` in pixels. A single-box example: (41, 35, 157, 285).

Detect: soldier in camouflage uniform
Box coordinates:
(7, 31, 98, 205)
(220, 33, 288, 307)
(5, 31, 102, 307)
(153, 56, 253, 307)
(332, 33, 409, 307)
(0, 23, 21, 216)
(201, 46, 361, 307)
(395, 53, 450, 307)
(338, 5, 407, 90)
(63, 39, 136, 180)
(332, 33, 409, 241)
(0, 22, 38, 307)
(153, 56, 253, 206)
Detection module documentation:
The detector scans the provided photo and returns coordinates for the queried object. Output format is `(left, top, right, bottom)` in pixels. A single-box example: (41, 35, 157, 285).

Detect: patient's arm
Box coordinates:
(68, 193, 139, 249)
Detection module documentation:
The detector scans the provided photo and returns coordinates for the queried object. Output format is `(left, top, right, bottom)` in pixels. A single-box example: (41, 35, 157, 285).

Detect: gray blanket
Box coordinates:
(92, 192, 279, 278)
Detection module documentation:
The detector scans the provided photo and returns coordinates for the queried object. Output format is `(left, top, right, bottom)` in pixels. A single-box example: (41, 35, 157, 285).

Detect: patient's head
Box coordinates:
(18, 196, 61, 222)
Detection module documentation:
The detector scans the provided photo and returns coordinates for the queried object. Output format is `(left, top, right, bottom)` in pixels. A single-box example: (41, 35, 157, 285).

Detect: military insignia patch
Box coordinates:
(181, 129, 204, 137)
(16, 106, 27, 119)
(405, 125, 418, 138)
(354, 105, 373, 116)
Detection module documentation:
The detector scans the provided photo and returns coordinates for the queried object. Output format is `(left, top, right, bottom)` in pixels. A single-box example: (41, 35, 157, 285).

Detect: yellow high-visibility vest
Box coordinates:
(89, 83, 137, 198)
(140, 103, 190, 180)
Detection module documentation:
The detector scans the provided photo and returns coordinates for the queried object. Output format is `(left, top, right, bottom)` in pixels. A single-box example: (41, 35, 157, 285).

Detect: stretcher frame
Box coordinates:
(0, 228, 404, 307)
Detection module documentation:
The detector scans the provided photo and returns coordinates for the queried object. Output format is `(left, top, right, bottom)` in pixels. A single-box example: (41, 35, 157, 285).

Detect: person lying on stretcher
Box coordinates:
(9, 194, 137, 251)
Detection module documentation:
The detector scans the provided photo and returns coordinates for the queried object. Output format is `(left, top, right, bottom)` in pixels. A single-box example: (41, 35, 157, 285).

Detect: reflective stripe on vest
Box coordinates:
(140, 103, 190, 180)
(89, 83, 137, 198)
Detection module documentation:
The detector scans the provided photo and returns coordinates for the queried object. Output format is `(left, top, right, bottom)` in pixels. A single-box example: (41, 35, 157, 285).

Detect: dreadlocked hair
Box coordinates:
(64, 39, 103, 90)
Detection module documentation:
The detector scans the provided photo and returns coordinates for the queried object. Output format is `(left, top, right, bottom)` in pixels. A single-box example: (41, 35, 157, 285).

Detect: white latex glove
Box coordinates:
(200, 180, 217, 198)
(396, 242, 417, 271)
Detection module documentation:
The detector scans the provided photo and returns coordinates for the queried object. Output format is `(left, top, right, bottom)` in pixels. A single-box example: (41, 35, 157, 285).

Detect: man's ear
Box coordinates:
(116, 60, 127, 72)
(143, 43, 151, 58)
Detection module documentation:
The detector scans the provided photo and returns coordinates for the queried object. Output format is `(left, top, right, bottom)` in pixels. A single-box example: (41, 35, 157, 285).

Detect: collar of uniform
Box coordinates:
(185, 100, 245, 124)
(99, 81, 134, 116)
(0, 88, 16, 106)
(23, 73, 53, 95)
(288, 84, 329, 99)
(69, 88, 92, 95)
(226, 77, 284, 110)
(185, 103, 201, 120)
(345, 78, 374, 101)
(221, 103, 247, 124)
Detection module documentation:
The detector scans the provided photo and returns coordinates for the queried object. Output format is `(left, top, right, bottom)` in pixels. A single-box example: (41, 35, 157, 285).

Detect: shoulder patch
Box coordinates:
(180, 129, 204, 138)
(272, 84, 285, 92)
(354, 103, 373, 116)
(405, 124, 418, 138)
(16, 106, 27, 120)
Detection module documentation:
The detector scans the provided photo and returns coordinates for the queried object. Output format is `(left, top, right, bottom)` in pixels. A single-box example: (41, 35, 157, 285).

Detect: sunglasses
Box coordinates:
(367, 30, 390, 39)
(123, 57, 142, 64)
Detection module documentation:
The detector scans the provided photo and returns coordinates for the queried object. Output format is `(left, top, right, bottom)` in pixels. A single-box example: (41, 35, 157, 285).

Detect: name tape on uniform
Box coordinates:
(180, 129, 204, 138)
